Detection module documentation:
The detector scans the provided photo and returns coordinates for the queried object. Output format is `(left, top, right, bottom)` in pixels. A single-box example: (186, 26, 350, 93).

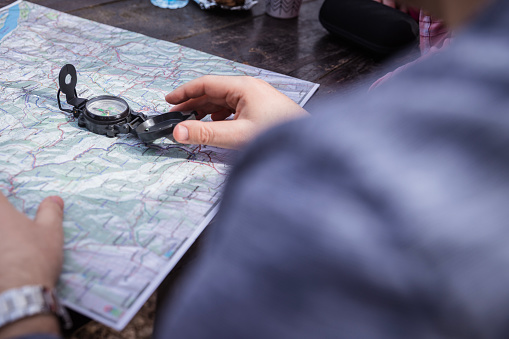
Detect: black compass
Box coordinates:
(56, 64, 196, 143)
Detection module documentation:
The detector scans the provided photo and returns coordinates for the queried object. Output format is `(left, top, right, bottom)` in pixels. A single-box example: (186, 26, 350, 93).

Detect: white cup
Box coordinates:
(265, 0, 302, 19)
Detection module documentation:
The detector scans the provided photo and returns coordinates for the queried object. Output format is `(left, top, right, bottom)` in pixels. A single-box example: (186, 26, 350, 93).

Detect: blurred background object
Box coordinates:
(265, 0, 302, 19)
(151, 0, 189, 9)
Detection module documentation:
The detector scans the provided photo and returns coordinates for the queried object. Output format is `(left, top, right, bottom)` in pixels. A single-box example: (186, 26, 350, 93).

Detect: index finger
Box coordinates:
(165, 75, 244, 105)
(0, 190, 9, 204)
(0, 190, 21, 217)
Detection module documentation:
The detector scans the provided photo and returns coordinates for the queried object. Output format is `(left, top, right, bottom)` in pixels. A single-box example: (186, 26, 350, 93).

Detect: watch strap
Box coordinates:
(0, 285, 72, 330)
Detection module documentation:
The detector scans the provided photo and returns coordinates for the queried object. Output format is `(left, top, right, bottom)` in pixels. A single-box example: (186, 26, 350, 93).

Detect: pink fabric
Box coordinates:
(369, 11, 450, 91)
(419, 12, 449, 54)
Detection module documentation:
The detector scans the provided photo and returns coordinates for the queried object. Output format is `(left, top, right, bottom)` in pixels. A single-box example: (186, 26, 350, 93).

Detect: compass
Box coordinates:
(85, 96, 129, 121)
(56, 64, 196, 142)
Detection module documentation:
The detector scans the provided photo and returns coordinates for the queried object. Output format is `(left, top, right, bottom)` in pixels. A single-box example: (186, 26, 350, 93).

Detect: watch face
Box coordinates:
(85, 96, 129, 121)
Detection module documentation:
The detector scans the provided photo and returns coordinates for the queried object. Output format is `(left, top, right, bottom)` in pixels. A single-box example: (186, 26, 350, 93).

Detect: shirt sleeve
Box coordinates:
(13, 334, 61, 339)
(153, 116, 445, 339)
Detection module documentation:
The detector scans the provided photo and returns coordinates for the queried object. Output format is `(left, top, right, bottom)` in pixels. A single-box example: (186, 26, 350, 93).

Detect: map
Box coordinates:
(0, 0, 319, 330)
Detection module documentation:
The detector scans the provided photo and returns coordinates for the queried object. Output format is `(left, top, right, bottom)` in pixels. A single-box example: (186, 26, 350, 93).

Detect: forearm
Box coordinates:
(0, 314, 60, 339)
(0, 195, 65, 339)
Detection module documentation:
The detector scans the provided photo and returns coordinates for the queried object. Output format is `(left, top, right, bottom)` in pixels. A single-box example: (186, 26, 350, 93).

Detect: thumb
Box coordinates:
(173, 120, 255, 149)
(35, 196, 64, 233)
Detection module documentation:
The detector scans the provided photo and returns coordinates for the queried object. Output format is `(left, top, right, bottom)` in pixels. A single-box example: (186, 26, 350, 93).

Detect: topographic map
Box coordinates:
(0, 0, 319, 330)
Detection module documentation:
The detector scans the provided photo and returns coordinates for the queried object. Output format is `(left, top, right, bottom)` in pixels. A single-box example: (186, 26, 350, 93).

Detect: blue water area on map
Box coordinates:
(0, 4, 19, 41)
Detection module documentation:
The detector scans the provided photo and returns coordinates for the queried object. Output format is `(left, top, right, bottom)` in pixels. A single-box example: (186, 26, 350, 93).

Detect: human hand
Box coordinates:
(166, 75, 309, 149)
(374, 0, 396, 7)
(0, 194, 64, 338)
(374, 0, 408, 12)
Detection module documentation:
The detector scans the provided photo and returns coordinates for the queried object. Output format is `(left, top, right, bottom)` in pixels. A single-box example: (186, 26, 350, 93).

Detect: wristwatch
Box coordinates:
(0, 285, 72, 330)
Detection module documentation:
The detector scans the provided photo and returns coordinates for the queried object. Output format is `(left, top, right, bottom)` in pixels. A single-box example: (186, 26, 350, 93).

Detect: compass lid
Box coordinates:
(135, 111, 196, 143)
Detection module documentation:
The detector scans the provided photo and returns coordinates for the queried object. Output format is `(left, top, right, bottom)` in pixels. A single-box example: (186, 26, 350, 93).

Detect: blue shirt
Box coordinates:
(154, 0, 509, 337)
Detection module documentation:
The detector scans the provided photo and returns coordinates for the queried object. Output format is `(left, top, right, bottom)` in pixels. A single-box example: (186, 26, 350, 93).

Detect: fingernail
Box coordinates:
(175, 124, 189, 142)
(49, 196, 64, 210)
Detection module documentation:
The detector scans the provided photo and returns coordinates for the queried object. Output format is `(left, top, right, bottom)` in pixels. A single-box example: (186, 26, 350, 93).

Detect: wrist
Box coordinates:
(0, 286, 71, 338)
(0, 314, 60, 339)
(0, 263, 57, 295)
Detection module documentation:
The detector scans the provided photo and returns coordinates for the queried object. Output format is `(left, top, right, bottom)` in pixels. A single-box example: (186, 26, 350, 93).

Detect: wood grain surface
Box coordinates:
(0, 0, 386, 103)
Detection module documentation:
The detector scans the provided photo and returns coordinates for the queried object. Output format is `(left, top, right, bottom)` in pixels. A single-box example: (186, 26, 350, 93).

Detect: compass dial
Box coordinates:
(85, 96, 129, 121)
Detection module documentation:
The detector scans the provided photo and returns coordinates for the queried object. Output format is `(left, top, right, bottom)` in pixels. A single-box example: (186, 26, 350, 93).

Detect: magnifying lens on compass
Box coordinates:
(86, 96, 130, 121)
(56, 64, 196, 142)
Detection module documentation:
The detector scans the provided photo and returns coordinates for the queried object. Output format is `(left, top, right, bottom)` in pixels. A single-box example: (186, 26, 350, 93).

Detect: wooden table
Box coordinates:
(1, 0, 382, 106)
